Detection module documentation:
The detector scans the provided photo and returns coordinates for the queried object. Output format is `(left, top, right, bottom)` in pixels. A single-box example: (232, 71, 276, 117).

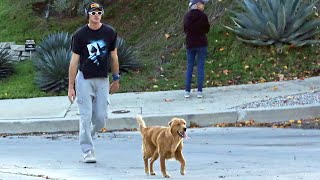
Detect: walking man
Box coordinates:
(68, 2, 120, 163)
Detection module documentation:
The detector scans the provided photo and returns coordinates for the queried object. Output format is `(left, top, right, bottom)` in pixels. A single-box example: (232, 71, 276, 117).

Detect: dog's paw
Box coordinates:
(163, 174, 171, 178)
(180, 170, 185, 175)
(150, 172, 157, 176)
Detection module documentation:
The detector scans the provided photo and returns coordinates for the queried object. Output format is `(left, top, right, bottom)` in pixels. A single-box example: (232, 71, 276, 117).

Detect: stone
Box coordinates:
(10, 45, 25, 51)
(9, 50, 21, 56)
(0, 42, 15, 49)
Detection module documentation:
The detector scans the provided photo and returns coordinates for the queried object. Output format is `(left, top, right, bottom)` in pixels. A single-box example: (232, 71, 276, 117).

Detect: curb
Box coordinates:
(0, 104, 319, 134)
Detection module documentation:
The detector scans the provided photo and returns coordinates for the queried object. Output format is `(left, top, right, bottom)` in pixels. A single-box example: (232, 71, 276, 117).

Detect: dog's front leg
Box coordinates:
(160, 156, 170, 178)
(175, 150, 186, 175)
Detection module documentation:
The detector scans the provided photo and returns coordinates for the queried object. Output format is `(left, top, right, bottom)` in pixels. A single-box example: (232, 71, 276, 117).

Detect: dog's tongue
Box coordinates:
(183, 131, 190, 140)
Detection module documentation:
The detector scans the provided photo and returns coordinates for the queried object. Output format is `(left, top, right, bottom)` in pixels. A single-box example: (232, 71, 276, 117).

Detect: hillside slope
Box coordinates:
(0, 0, 319, 96)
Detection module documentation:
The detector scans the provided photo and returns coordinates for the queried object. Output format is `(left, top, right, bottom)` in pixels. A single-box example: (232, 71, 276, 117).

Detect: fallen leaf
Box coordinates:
(165, 33, 170, 39)
(259, 77, 266, 83)
(190, 122, 200, 128)
(100, 128, 107, 133)
(278, 74, 284, 81)
(164, 98, 173, 102)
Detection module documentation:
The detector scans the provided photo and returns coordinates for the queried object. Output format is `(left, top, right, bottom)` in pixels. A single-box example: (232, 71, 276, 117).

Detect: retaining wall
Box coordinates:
(0, 42, 33, 62)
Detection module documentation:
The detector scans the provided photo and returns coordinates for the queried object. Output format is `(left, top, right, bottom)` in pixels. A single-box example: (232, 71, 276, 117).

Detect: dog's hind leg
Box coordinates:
(143, 155, 150, 175)
(175, 150, 186, 175)
(149, 151, 159, 175)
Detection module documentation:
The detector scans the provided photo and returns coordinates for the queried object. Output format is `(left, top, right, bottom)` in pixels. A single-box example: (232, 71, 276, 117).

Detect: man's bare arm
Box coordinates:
(109, 48, 120, 94)
(68, 52, 80, 102)
(110, 48, 119, 75)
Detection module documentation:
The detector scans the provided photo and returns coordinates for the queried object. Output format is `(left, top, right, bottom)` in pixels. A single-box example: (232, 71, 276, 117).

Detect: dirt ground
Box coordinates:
(209, 117, 320, 129)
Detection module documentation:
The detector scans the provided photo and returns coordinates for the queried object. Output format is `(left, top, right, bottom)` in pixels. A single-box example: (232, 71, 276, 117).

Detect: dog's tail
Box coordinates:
(136, 114, 146, 132)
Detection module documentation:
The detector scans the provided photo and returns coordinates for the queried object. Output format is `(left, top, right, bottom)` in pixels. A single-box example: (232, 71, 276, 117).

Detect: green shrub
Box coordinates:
(0, 45, 15, 80)
(34, 32, 71, 92)
(116, 37, 141, 73)
(225, 0, 320, 53)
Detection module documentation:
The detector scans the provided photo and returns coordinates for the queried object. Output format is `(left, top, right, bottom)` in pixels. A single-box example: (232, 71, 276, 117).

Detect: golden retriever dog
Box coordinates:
(136, 115, 189, 178)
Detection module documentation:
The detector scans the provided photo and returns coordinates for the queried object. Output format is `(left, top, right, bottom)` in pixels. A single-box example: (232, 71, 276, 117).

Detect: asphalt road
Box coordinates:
(0, 127, 320, 180)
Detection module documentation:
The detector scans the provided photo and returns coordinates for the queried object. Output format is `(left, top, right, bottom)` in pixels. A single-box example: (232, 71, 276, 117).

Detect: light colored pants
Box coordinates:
(76, 71, 109, 154)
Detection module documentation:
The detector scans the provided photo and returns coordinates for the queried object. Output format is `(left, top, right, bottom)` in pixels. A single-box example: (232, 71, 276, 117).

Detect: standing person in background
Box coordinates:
(183, 0, 210, 98)
(68, 2, 120, 163)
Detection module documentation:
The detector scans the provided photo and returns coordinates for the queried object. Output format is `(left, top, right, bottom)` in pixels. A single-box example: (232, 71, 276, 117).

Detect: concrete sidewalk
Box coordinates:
(0, 77, 319, 134)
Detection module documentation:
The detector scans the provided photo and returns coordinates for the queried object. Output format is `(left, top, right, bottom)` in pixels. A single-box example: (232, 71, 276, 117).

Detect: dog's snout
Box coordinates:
(183, 128, 187, 132)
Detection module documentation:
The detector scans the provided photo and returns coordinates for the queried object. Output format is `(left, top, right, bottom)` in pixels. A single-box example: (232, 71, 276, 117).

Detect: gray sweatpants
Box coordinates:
(76, 71, 109, 154)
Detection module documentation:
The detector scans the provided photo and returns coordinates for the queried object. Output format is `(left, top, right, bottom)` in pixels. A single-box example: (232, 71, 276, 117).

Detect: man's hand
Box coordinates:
(68, 88, 76, 103)
(110, 80, 120, 94)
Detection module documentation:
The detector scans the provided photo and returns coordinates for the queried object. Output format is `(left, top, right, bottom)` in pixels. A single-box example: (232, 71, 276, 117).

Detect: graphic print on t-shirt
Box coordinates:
(86, 40, 108, 66)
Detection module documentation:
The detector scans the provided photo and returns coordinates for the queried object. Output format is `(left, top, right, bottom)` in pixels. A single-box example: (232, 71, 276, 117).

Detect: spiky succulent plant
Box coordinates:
(35, 32, 71, 61)
(116, 37, 141, 73)
(34, 32, 71, 92)
(0, 46, 14, 80)
(225, 0, 320, 53)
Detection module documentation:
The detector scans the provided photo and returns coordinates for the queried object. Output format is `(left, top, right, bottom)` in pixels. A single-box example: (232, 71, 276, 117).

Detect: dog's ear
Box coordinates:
(168, 118, 179, 126)
(168, 120, 173, 126)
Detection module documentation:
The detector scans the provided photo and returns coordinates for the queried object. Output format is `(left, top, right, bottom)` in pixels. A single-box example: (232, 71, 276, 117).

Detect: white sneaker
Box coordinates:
(83, 150, 96, 163)
(197, 91, 203, 98)
(184, 91, 190, 98)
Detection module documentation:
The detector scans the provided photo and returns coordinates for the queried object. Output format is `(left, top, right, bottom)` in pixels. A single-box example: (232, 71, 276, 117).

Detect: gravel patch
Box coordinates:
(232, 90, 320, 109)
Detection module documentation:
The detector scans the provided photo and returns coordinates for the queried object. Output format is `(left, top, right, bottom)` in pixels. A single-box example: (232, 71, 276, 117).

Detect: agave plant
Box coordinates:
(34, 32, 71, 92)
(0, 46, 14, 80)
(225, 0, 320, 53)
(35, 32, 71, 56)
(114, 37, 141, 73)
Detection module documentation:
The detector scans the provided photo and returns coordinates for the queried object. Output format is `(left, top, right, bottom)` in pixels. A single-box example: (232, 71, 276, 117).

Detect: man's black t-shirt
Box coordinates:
(72, 24, 117, 79)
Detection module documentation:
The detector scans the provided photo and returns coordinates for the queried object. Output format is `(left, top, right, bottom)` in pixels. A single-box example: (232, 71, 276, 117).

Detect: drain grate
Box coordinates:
(111, 110, 130, 114)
